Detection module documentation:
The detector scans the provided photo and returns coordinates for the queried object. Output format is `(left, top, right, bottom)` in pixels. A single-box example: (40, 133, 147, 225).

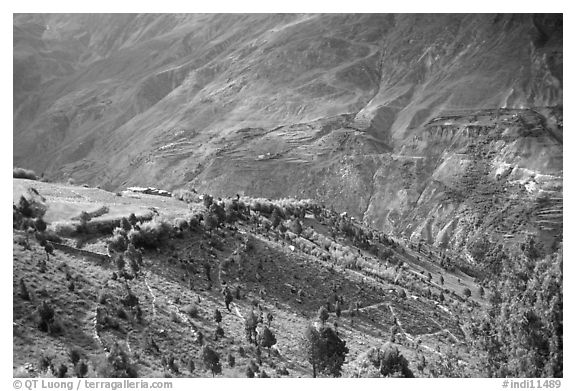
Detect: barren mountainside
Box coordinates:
(13, 13, 563, 254)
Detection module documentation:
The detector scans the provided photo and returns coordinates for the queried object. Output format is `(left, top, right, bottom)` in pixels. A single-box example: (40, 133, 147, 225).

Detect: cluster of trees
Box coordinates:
(303, 323, 348, 378)
(474, 243, 562, 377)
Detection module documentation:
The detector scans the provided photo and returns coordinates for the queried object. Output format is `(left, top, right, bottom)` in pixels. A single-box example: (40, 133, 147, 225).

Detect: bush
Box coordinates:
(214, 326, 225, 339)
(227, 353, 235, 368)
(201, 346, 221, 377)
(183, 304, 199, 318)
(173, 189, 200, 203)
(19, 278, 30, 300)
(128, 219, 171, 248)
(13, 167, 38, 180)
(377, 343, 414, 377)
(108, 233, 128, 254)
(96, 343, 138, 377)
(74, 360, 89, 378)
(37, 301, 55, 333)
(187, 358, 195, 374)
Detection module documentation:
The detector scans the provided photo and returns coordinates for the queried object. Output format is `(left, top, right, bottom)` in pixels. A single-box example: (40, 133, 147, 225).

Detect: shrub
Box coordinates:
(13, 167, 38, 180)
(227, 353, 235, 368)
(74, 360, 89, 378)
(318, 306, 329, 324)
(290, 219, 303, 235)
(56, 363, 68, 378)
(128, 219, 171, 248)
(303, 324, 348, 378)
(258, 326, 277, 356)
(201, 346, 221, 377)
(161, 354, 179, 373)
(183, 304, 199, 318)
(108, 233, 128, 254)
(121, 288, 139, 308)
(96, 343, 138, 377)
(202, 194, 214, 208)
(187, 358, 195, 374)
(214, 326, 225, 340)
(19, 278, 30, 300)
(173, 189, 199, 203)
(68, 348, 82, 365)
(378, 343, 414, 377)
(173, 218, 189, 232)
(463, 287, 472, 298)
(51, 221, 78, 237)
(37, 301, 55, 333)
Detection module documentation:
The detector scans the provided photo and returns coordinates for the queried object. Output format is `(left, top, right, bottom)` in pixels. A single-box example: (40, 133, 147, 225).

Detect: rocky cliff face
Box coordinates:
(13, 13, 562, 255)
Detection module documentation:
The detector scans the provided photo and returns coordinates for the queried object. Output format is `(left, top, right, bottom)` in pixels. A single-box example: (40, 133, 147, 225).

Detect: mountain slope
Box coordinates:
(13, 14, 563, 255)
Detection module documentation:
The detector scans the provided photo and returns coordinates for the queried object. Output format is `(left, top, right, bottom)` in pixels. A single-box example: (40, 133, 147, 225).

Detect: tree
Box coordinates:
(463, 287, 472, 298)
(44, 242, 54, 262)
(35, 218, 47, 232)
(115, 254, 126, 272)
(478, 286, 485, 298)
(227, 353, 235, 368)
(214, 309, 222, 324)
(128, 213, 138, 227)
(19, 278, 30, 300)
(223, 287, 233, 312)
(74, 361, 88, 378)
(37, 301, 55, 332)
(266, 312, 273, 326)
(371, 343, 414, 377)
(201, 346, 222, 377)
(245, 366, 255, 378)
(258, 326, 277, 356)
(214, 326, 225, 340)
(187, 358, 195, 374)
(79, 211, 91, 233)
(270, 208, 282, 228)
(335, 301, 341, 318)
(203, 212, 218, 233)
(202, 194, 213, 209)
(476, 250, 562, 377)
(125, 243, 142, 266)
(103, 342, 138, 377)
(303, 324, 348, 378)
(290, 219, 303, 236)
(440, 275, 444, 285)
(120, 217, 132, 232)
(244, 311, 258, 344)
(318, 306, 329, 325)
(209, 203, 226, 226)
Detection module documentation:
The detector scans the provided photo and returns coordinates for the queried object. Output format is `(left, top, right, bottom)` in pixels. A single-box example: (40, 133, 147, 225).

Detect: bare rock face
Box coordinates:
(13, 14, 562, 254)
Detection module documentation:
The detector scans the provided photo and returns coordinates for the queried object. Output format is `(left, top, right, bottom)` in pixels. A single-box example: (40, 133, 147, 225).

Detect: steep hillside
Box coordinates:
(14, 179, 495, 378)
(13, 14, 563, 256)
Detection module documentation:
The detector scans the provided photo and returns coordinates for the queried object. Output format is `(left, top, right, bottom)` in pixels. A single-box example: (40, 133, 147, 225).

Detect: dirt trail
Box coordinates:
(143, 274, 157, 318)
(91, 305, 107, 354)
(232, 303, 245, 320)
